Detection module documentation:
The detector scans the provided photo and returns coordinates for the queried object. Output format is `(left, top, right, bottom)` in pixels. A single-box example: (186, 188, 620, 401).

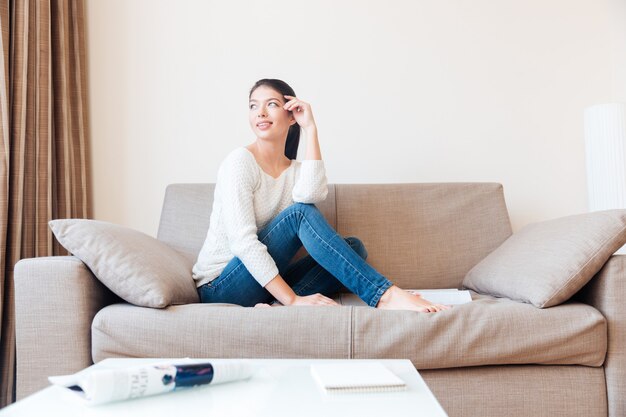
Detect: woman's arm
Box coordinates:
(302, 125, 321, 161)
(284, 95, 328, 203)
(283, 95, 321, 161)
(219, 153, 280, 287)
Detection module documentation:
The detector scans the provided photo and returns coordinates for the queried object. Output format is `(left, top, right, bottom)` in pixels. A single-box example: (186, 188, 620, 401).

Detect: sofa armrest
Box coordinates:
(14, 256, 117, 399)
(578, 254, 626, 417)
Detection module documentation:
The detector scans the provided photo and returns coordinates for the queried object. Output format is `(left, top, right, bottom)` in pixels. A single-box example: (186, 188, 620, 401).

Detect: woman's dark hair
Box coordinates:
(249, 79, 300, 160)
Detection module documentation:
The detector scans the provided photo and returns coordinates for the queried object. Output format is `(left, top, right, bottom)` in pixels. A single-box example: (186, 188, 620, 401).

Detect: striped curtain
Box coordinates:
(0, 0, 91, 407)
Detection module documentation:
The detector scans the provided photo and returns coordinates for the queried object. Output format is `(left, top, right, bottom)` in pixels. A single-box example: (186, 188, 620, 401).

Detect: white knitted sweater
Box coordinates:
(192, 147, 328, 288)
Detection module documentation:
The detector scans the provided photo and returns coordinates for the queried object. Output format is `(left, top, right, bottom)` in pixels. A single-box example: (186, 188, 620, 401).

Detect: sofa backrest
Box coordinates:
(157, 183, 512, 289)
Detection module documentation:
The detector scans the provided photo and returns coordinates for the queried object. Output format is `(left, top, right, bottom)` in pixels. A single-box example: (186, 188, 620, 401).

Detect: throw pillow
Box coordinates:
(49, 219, 199, 308)
(462, 209, 626, 308)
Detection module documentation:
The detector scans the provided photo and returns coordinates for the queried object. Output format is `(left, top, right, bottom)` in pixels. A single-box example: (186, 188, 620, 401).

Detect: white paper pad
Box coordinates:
(336, 289, 472, 306)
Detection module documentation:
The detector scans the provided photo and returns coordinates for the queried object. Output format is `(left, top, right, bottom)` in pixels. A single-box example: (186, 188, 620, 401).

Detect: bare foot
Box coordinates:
(377, 286, 451, 313)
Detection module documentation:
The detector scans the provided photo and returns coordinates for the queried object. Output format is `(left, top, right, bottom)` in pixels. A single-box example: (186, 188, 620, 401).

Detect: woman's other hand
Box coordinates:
(290, 293, 339, 306)
(283, 95, 316, 131)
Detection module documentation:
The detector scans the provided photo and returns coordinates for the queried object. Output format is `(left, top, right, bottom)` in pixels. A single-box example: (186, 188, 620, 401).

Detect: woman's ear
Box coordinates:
(289, 114, 297, 126)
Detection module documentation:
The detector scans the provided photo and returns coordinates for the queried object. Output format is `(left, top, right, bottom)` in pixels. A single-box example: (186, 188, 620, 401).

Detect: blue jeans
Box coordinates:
(198, 203, 393, 307)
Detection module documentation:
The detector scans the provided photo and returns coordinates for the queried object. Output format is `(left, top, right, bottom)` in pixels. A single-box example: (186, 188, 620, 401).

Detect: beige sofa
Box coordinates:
(14, 183, 625, 416)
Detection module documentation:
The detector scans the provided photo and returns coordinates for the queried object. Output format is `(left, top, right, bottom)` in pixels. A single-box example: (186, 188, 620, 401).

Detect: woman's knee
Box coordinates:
(345, 236, 368, 260)
(286, 202, 324, 220)
(290, 202, 318, 213)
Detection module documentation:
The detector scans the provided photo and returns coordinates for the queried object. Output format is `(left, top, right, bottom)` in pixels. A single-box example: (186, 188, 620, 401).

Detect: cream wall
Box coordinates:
(86, 0, 622, 237)
(610, 0, 626, 102)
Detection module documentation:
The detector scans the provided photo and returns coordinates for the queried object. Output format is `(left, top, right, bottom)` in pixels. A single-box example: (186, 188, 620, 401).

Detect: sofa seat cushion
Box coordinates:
(91, 293, 606, 368)
(352, 293, 606, 368)
(91, 303, 353, 363)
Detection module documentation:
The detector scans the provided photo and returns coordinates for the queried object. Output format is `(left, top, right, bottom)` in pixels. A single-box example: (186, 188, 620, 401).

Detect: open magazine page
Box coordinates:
(49, 359, 253, 405)
(335, 289, 473, 306)
(405, 289, 473, 305)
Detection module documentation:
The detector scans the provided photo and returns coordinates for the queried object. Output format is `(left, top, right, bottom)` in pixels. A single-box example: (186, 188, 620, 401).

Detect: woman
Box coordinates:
(192, 79, 449, 313)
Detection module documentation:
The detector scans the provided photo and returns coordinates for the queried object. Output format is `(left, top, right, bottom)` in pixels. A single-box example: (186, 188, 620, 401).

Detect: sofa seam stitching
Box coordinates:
(334, 184, 338, 232)
(349, 306, 354, 359)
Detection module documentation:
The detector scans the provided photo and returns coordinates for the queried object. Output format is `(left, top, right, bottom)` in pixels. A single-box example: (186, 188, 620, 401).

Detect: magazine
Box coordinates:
(48, 359, 253, 405)
(337, 288, 473, 306)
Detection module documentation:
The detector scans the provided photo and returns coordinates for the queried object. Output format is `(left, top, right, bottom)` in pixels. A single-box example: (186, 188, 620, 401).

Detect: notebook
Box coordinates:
(310, 362, 407, 394)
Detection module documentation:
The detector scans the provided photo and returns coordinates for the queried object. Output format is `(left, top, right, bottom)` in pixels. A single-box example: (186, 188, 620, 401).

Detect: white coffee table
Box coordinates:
(1, 358, 448, 417)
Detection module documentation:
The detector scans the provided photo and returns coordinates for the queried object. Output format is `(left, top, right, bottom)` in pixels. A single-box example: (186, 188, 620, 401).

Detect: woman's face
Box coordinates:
(248, 85, 296, 140)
